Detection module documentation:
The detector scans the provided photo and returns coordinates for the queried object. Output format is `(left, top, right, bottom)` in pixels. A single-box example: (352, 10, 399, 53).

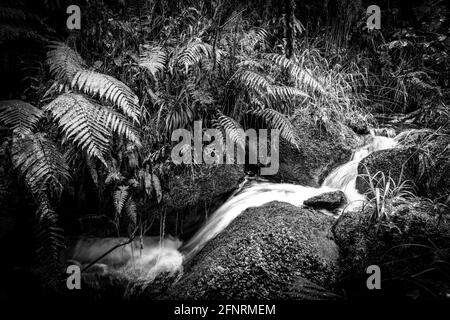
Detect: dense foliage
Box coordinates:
(0, 0, 448, 289)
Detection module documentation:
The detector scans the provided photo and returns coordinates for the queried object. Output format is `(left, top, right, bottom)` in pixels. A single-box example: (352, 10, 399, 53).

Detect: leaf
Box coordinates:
(0, 100, 43, 131)
(12, 130, 70, 197)
(215, 113, 245, 151)
(249, 108, 299, 148)
(44, 93, 110, 166)
(138, 45, 167, 78)
(114, 186, 129, 216)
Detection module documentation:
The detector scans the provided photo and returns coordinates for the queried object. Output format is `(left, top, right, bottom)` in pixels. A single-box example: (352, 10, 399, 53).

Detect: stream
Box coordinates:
(68, 131, 398, 280)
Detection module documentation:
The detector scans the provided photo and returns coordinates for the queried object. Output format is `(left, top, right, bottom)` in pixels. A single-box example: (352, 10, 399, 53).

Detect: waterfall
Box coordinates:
(68, 131, 397, 279)
(181, 133, 397, 259)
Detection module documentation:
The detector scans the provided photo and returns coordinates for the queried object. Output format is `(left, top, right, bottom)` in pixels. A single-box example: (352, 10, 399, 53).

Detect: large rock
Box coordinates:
(356, 131, 450, 199)
(333, 198, 450, 299)
(168, 201, 340, 299)
(149, 164, 245, 238)
(355, 147, 419, 196)
(304, 191, 346, 210)
(275, 114, 361, 187)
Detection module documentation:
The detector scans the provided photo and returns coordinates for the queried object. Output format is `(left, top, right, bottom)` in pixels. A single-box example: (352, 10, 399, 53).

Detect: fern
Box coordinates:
(35, 195, 65, 286)
(215, 113, 245, 150)
(232, 70, 273, 95)
(263, 53, 326, 94)
(249, 108, 299, 148)
(138, 45, 167, 79)
(44, 93, 111, 165)
(47, 42, 141, 123)
(47, 42, 85, 81)
(114, 186, 129, 216)
(177, 39, 212, 72)
(71, 70, 141, 123)
(44, 93, 141, 166)
(12, 130, 70, 197)
(0, 100, 43, 131)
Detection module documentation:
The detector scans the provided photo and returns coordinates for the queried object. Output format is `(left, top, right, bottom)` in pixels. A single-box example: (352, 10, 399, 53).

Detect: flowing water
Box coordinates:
(69, 132, 398, 279)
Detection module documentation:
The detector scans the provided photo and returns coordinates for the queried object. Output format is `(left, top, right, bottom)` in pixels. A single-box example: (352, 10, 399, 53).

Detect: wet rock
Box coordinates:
(275, 114, 361, 187)
(167, 201, 340, 299)
(332, 198, 450, 299)
(356, 130, 450, 199)
(355, 147, 419, 197)
(304, 191, 346, 210)
(149, 164, 245, 238)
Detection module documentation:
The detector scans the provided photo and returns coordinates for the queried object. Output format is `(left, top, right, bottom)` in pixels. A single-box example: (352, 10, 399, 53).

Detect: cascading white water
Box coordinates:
(69, 131, 398, 279)
(181, 133, 398, 259)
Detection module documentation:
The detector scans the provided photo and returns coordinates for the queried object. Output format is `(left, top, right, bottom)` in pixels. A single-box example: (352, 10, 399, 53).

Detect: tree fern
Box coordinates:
(249, 108, 299, 148)
(0, 100, 43, 131)
(11, 130, 70, 197)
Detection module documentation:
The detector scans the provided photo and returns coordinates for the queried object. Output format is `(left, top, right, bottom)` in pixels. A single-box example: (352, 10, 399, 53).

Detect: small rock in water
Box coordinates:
(303, 191, 346, 210)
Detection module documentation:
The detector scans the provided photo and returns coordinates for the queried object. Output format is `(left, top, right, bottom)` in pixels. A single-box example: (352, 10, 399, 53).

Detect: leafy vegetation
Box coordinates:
(0, 0, 448, 295)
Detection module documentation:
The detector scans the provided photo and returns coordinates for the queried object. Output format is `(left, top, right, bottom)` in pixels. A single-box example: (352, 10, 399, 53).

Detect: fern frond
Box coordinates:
(215, 113, 245, 150)
(233, 70, 273, 95)
(12, 130, 70, 197)
(263, 53, 326, 94)
(47, 42, 85, 81)
(35, 193, 65, 286)
(47, 42, 140, 123)
(0, 100, 43, 130)
(71, 70, 140, 123)
(44, 93, 111, 166)
(114, 186, 129, 216)
(177, 39, 212, 72)
(102, 108, 142, 147)
(250, 108, 298, 148)
(138, 45, 167, 78)
(270, 85, 310, 101)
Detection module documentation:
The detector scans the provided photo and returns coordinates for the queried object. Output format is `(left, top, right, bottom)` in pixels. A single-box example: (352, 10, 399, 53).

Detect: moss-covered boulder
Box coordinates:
(333, 198, 450, 299)
(275, 114, 361, 187)
(168, 201, 340, 299)
(356, 130, 450, 199)
(149, 164, 245, 238)
(355, 147, 419, 196)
